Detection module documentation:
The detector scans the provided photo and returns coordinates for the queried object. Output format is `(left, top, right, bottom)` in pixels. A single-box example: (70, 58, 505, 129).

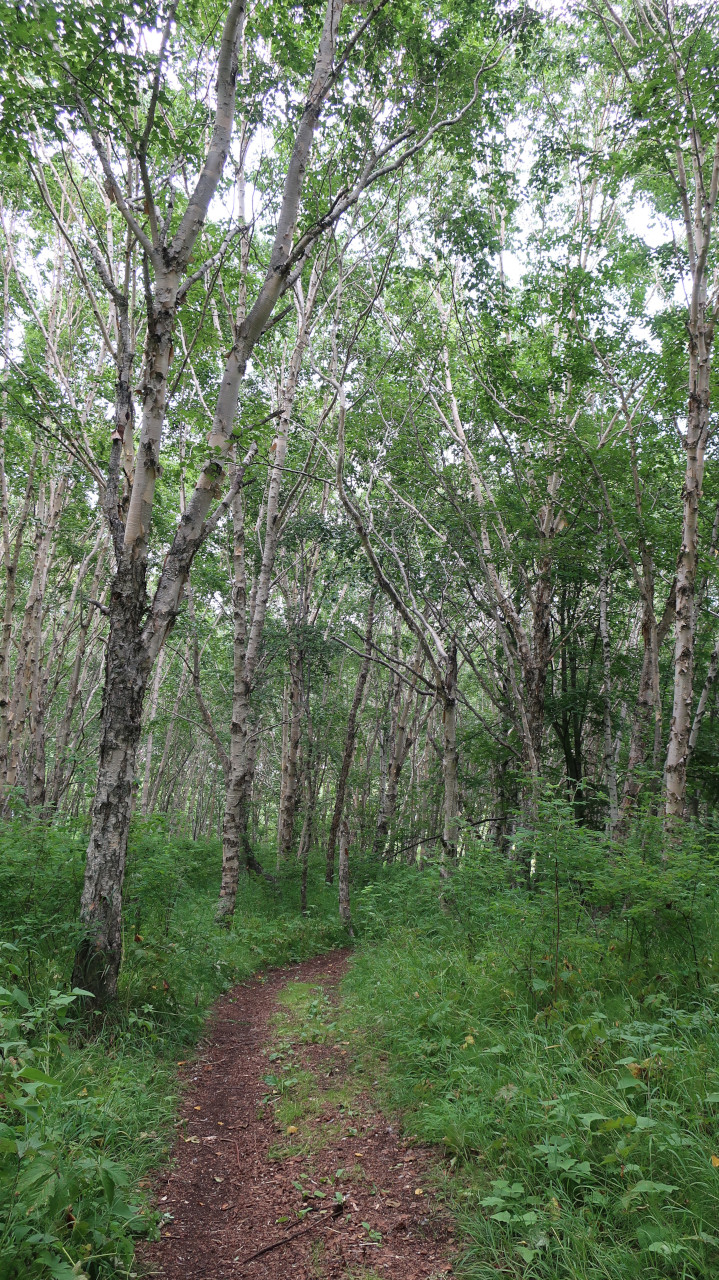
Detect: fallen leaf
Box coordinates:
(354, 1152, 364, 1157)
(194, 1106, 201, 1111)
(177, 1060, 187, 1066)
(287, 1126, 298, 1135)
(184, 1136, 200, 1144)
(221, 1203, 229, 1210)
(712, 1155, 719, 1168)
(415, 1188, 424, 1196)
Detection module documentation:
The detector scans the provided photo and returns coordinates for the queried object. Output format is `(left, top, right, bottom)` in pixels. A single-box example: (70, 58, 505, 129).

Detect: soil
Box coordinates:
(136, 950, 454, 1279)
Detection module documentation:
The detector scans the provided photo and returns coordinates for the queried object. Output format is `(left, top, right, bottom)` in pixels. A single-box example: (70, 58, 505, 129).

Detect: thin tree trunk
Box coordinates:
(599, 571, 619, 836)
(277, 677, 289, 868)
(147, 640, 191, 813)
(688, 631, 719, 763)
(219, 468, 264, 909)
(5, 472, 66, 801)
(326, 592, 375, 883)
(665, 341, 712, 817)
(141, 646, 165, 815)
(217, 253, 328, 918)
(48, 538, 108, 809)
(277, 646, 303, 861)
(298, 736, 321, 913)
(338, 817, 353, 936)
(619, 582, 675, 830)
(373, 642, 424, 860)
(0, 453, 37, 777)
(441, 641, 459, 866)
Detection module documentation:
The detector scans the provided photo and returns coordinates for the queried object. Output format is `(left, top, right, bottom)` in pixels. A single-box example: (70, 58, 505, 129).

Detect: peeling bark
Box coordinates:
(665, 319, 714, 817)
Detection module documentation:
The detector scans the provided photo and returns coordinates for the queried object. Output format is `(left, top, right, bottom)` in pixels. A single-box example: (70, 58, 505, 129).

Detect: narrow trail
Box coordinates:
(137, 950, 454, 1280)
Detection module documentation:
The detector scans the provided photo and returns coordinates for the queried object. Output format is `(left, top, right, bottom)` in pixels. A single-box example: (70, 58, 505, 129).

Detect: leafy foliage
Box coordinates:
(0, 819, 345, 1279)
(344, 811, 719, 1278)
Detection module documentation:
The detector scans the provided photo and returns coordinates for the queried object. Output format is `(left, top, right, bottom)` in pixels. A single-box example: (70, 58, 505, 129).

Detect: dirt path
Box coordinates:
(137, 950, 454, 1280)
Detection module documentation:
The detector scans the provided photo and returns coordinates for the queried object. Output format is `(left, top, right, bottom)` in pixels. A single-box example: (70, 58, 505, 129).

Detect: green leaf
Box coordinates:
(100, 1166, 116, 1205)
(516, 1246, 537, 1263)
(617, 1073, 646, 1091)
(622, 1180, 678, 1207)
(599, 1115, 636, 1132)
(18, 1067, 61, 1086)
(578, 1112, 608, 1129)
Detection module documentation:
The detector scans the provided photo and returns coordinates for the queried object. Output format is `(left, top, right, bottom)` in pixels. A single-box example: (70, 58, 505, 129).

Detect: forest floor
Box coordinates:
(136, 950, 455, 1280)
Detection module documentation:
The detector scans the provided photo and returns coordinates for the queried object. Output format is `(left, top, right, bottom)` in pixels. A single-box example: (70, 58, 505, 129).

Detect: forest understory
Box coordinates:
(2, 0, 719, 1278)
(2, 827, 719, 1280)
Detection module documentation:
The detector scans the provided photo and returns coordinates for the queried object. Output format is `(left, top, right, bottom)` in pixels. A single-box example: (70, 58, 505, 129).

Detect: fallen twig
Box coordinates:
(235, 1217, 322, 1266)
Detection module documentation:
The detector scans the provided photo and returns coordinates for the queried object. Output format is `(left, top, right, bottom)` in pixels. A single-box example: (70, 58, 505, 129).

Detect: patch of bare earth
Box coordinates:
(136, 950, 454, 1279)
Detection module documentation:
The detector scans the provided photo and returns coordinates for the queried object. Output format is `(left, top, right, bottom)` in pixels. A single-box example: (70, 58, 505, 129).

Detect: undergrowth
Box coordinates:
(0, 814, 345, 1280)
(340, 802, 719, 1280)
(3, 794, 719, 1280)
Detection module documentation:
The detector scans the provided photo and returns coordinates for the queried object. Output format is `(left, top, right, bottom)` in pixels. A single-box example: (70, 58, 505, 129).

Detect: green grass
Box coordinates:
(262, 980, 364, 1159)
(337, 843, 719, 1280)
(0, 816, 347, 1280)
